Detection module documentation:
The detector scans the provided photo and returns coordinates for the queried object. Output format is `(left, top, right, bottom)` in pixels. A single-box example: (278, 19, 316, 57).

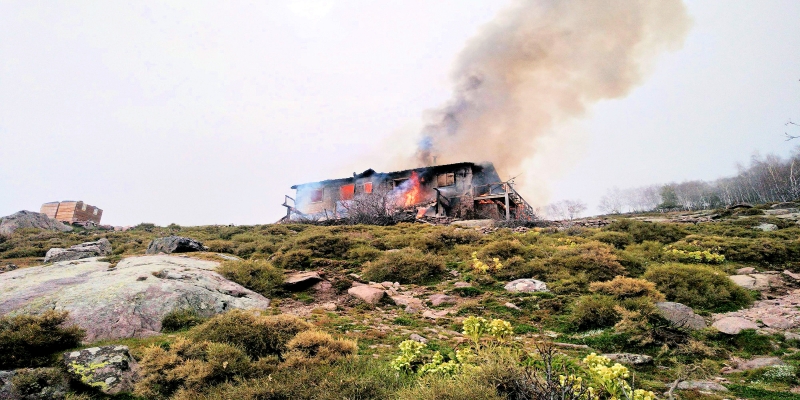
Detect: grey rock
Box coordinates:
(44, 238, 112, 263)
(348, 285, 385, 304)
(772, 202, 798, 209)
(602, 353, 653, 365)
(754, 223, 778, 232)
(676, 380, 728, 392)
(63, 345, 138, 395)
(0, 255, 270, 342)
(713, 316, 759, 335)
(655, 302, 707, 330)
(451, 219, 495, 228)
(283, 271, 323, 289)
(0, 210, 72, 237)
(504, 279, 548, 293)
(0, 264, 17, 274)
(321, 302, 337, 311)
(391, 295, 425, 313)
(409, 334, 428, 344)
(736, 267, 756, 275)
(736, 356, 786, 371)
(783, 270, 800, 281)
(453, 281, 472, 288)
(728, 273, 781, 291)
(428, 294, 456, 307)
(761, 316, 793, 329)
(504, 302, 521, 310)
(145, 236, 208, 254)
(785, 331, 800, 341)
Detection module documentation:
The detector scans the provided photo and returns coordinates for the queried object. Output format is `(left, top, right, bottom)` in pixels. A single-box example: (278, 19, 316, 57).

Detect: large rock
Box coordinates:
(676, 380, 728, 392)
(0, 255, 270, 341)
(737, 356, 786, 371)
(655, 302, 707, 330)
(713, 316, 759, 335)
(283, 271, 323, 290)
(390, 295, 425, 313)
(504, 279, 548, 293)
(0, 210, 72, 236)
(729, 273, 782, 291)
(63, 345, 138, 395)
(145, 236, 208, 254)
(44, 238, 112, 263)
(428, 294, 456, 307)
(602, 353, 653, 365)
(754, 223, 778, 232)
(451, 219, 495, 228)
(347, 285, 385, 304)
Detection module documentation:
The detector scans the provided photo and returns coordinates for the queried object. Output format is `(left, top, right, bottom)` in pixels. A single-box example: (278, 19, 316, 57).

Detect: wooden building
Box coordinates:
(282, 162, 536, 221)
(40, 201, 103, 224)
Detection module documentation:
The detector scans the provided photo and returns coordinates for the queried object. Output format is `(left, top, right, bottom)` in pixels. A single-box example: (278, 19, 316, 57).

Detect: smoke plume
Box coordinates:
(417, 0, 691, 182)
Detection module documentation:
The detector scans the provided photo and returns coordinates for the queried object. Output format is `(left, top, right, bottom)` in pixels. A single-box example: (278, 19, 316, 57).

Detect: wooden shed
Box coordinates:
(40, 201, 103, 224)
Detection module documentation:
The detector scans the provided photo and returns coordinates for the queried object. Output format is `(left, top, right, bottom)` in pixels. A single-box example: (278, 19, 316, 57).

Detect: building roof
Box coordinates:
(290, 161, 484, 189)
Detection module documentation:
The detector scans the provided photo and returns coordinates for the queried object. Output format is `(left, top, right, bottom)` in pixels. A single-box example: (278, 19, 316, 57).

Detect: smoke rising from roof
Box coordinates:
(416, 0, 691, 189)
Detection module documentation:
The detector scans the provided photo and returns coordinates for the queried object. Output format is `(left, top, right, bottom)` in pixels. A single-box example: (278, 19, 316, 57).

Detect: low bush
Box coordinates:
(189, 310, 312, 358)
(362, 248, 445, 284)
(292, 233, 352, 258)
(477, 240, 528, 260)
(0, 311, 85, 369)
(396, 374, 503, 400)
(547, 242, 626, 283)
(282, 330, 357, 366)
(644, 263, 751, 312)
(161, 309, 208, 333)
(591, 231, 633, 249)
(569, 295, 620, 331)
(589, 276, 665, 301)
(216, 260, 284, 297)
(135, 337, 251, 399)
(271, 249, 313, 269)
(605, 219, 688, 244)
(10, 368, 68, 398)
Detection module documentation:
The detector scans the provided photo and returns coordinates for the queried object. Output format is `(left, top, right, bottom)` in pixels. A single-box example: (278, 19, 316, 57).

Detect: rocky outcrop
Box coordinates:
(0, 255, 270, 341)
(728, 273, 783, 291)
(63, 345, 138, 395)
(391, 295, 425, 313)
(712, 316, 759, 334)
(712, 289, 800, 334)
(145, 236, 208, 254)
(0, 210, 72, 236)
(655, 302, 707, 330)
(504, 279, 548, 293)
(722, 356, 786, 373)
(44, 238, 112, 263)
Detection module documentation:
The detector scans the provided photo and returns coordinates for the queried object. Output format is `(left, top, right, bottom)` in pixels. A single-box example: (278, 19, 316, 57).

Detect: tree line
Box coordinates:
(598, 148, 800, 214)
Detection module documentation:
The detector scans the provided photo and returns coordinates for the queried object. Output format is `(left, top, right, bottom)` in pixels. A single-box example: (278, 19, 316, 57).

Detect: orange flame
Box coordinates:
(403, 172, 422, 208)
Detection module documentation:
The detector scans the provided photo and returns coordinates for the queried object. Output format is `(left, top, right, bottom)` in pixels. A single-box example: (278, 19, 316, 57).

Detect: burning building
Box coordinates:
(40, 201, 103, 225)
(282, 162, 535, 222)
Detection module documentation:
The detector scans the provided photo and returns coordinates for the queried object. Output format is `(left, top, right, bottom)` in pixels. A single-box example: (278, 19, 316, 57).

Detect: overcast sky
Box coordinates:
(1, 1, 799, 226)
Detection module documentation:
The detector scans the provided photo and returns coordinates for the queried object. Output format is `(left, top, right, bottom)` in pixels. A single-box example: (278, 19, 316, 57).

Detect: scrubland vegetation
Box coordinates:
(4, 210, 800, 398)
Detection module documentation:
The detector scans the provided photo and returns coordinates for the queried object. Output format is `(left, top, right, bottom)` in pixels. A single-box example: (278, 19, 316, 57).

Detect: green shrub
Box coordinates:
(396, 374, 503, 400)
(362, 248, 445, 284)
(591, 231, 633, 249)
(644, 263, 751, 312)
(10, 368, 68, 398)
(205, 240, 236, 254)
(605, 219, 687, 244)
(0, 311, 85, 369)
(190, 310, 312, 358)
(547, 242, 626, 282)
(293, 233, 352, 258)
(672, 235, 795, 265)
(135, 336, 251, 399)
(569, 295, 620, 331)
(478, 240, 527, 260)
(345, 245, 382, 263)
(216, 260, 284, 297)
(282, 330, 357, 367)
(161, 309, 208, 333)
(589, 276, 665, 301)
(272, 249, 313, 269)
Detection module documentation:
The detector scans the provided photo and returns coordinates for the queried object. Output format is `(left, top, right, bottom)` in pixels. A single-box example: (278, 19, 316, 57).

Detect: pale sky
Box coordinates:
(1, 1, 798, 225)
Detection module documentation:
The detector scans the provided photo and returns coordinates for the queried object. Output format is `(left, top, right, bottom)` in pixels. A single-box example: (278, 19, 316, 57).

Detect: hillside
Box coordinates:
(3, 207, 800, 399)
